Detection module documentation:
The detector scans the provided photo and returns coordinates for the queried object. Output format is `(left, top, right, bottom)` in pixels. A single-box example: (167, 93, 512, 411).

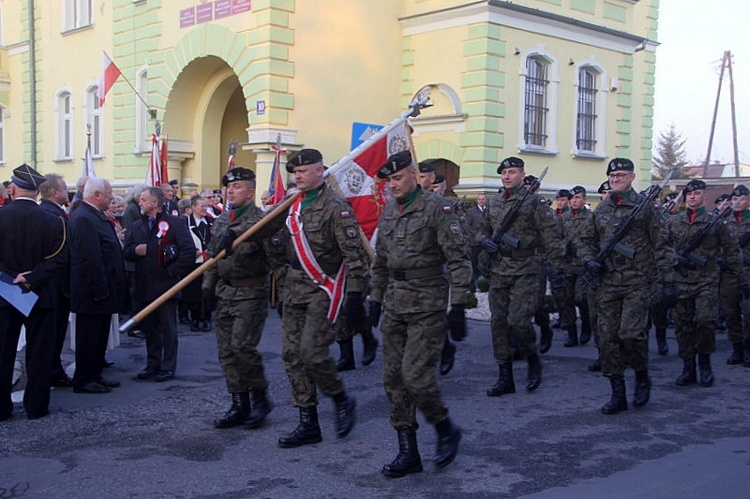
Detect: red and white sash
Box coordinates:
(287, 197, 347, 322)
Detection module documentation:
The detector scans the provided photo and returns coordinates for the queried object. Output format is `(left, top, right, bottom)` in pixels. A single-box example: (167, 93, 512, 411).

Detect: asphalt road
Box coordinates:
(2, 311, 750, 498)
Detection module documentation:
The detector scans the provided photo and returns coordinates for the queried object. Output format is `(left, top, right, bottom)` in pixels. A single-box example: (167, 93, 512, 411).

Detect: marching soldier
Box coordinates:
(202, 167, 274, 430)
(716, 185, 750, 366)
(370, 151, 470, 477)
(667, 179, 742, 387)
(554, 189, 571, 218)
(578, 158, 676, 414)
(478, 157, 566, 397)
(559, 186, 595, 348)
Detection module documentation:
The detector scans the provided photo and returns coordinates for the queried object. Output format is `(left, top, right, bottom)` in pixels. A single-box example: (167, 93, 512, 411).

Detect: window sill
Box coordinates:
(572, 151, 606, 160)
(519, 146, 557, 156)
(53, 158, 73, 163)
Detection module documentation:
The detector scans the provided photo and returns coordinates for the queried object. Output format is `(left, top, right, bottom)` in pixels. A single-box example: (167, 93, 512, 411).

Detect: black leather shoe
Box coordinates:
(51, 374, 74, 388)
(74, 382, 112, 394)
(136, 368, 160, 380)
(200, 321, 212, 332)
(155, 371, 175, 382)
(190, 319, 199, 332)
(439, 340, 456, 376)
(95, 376, 121, 388)
(434, 418, 461, 469)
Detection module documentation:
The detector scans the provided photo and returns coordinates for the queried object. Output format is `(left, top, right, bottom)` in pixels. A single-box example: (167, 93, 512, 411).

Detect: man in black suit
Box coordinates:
(124, 187, 195, 382)
(39, 174, 74, 388)
(162, 183, 179, 217)
(69, 177, 130, 394)
(0, 164, 67, 420)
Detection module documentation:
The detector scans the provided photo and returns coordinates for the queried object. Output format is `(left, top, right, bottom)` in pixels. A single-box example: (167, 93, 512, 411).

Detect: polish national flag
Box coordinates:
(330, 121, 411, 241)
(146, 133, 164, 186)
(98, 52, 122, 107)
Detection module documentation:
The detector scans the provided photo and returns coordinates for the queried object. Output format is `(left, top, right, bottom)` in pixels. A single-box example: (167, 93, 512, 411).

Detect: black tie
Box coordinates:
(148, 217, 155, 230)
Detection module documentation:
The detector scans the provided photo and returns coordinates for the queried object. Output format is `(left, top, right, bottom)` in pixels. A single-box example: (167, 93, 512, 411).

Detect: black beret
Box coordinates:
(286, 149, 323, 173)
(556, 189, 571, 199)
(663, 192, 678, 203)
(683, 179, 707, 193)
(714, 193, 730, 204)
(497, 156, 524, 174)
(597, 180, 611, 194)
(11, 163, 47, 190)
(168, 179, 179, 186)
(222, 167, 256, 186)
(523, 175, 537, 186)
(606, 157, 634, 176)
(418, 162, 435, 173)
(377, 150, 413, 179)
(570, 185, 586, 197)
(433, 173, 446, 185)
(732, 184, 750, 197)
(213, 189, 222, 195)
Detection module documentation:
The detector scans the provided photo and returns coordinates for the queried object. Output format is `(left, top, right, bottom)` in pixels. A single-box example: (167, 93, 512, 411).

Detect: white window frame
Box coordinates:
(134, 66, 150, 153)
(572, 58, 608, 158)
(63, 0, 92, 32)
(56, 90, 74, 161)
(518, 46, 559, 155)
(85, 84, 104, 158)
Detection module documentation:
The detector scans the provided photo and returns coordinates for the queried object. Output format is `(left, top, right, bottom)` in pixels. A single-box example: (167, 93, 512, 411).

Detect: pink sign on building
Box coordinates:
(180, 8, 196, 28)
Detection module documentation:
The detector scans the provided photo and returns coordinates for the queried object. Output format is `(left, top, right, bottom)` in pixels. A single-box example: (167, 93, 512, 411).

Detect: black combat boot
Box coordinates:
(360, 327, 379, 367)
(526, 353, 542, 392)
(698, 354, 714, 387)
(382, 429, 423, 478)
(601, 377, 628, 415)
(727, 342, 743, 365)
(675, 357, 697, 386)
(336, 339, 355, 372)
(743, 339, 750, 367)
(579, 305, 592, 345)
(538, 317, 553, 354)
(563, 325, 578, 347)
(588, 350, 602, 372)
(486, 363, 516, 396)
(656, 329, 669, 356)
(439, 337, 456, 375)
(633, 370, 652, 408)
(333, 391, 356, 438)
(213, 392, 250, 429)
(434, 417, 461, 469)
(278, 406, 322, 448)
(244, 388, 272, 429)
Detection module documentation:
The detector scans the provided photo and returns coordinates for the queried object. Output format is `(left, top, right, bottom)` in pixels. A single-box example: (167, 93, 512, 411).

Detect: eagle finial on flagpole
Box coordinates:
(155, 120, 162, 138)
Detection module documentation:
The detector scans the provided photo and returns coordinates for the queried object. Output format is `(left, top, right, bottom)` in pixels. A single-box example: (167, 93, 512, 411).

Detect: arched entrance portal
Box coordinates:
(163, 56, 250, 194)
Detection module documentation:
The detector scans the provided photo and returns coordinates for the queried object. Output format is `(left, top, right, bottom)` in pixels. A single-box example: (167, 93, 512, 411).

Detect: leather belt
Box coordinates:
(389, 265, 445, 281)
(227, 276, 265, 287)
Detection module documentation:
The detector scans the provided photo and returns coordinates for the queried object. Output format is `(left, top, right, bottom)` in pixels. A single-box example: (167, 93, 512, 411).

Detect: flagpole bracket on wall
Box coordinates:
(148, 109, 158, 120)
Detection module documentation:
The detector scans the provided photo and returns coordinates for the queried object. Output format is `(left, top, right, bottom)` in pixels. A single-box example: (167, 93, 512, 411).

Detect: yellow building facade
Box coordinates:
(0, 0, 659, 199)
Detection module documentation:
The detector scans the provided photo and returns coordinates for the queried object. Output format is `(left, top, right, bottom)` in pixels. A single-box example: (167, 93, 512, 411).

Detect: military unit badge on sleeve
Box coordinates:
(442, 205, 453, 213)
(341, 210, 351, 218)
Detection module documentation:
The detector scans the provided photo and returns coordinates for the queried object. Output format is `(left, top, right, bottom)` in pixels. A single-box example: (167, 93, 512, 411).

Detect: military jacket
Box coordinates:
(478, 186, 565, 276)
(203, 203, 274, 300)
(667, 207, 742, 285)
(371, 187, 471, 313)
(578, 189, 674, 286)
(283, 183, 368, 305)
(725, 209, 750, 270)
(559, 207, 591, 274)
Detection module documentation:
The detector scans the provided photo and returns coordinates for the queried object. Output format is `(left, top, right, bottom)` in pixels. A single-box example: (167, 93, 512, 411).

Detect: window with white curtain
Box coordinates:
(57, 91, 74, 160)
(63, 0, 92, 31)
(524, 56, 549, 148)
(86, 85, 103, 157)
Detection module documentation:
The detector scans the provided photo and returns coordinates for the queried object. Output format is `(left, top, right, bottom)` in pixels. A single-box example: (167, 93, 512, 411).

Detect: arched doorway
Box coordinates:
(163, 56, 250, 192)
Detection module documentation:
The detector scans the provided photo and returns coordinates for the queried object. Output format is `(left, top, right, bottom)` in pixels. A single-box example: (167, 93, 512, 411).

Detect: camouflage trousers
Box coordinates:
(281, 298, 344, 408)
(719, 277, 750, 344)
(596, 283, 650, 378)
(489, 272, 539, 362)
(675, 281, 718, 359)
(382, 310, 448, 430)
(215, 297, 269, 393)
(560, 273, 595, 333)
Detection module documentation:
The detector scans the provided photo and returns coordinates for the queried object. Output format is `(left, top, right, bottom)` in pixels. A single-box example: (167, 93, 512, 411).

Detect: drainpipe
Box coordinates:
(28, 0, 37, 166)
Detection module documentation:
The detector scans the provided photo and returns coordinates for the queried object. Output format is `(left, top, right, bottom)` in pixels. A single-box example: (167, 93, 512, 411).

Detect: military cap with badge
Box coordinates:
(286, 149, 324, 173)
(606, 157, 635, 176)
(377, 150, 413, 179)
(732, 185, 750, 197)
(683, 179, 707, 195)
(222, 167, 256, 186)
(497, 156, 524, 174)
(570, 185, 587, 197)
(417, 161, 435, 174)
(11, 163, 47, 190)
(597, 181, 611, 194)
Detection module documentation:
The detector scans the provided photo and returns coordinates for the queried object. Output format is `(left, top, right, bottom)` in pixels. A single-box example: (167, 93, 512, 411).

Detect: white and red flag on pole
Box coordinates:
(82, 128, 97, 178)
(98, 52, 122, 107)
(146, 133, 164, 186)
(268, 135, 287, 205)
(159, 134, 169, 185)
(329, 120, 412, 241)
(227, 140, 237, 170)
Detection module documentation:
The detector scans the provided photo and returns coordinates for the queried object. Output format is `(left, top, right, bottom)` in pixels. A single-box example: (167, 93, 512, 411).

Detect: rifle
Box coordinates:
(674, 204, 732, 276)
(488, 167, 549, 252)
(662, 189, 682, 214)
(585, 169, 674, 285)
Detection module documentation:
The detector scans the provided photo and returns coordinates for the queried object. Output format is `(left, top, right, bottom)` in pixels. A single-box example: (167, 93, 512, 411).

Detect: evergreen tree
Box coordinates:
(652, 124, 691, 179)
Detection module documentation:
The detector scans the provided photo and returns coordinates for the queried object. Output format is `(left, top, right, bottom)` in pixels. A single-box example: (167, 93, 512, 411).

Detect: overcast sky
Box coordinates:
(653, 0, 750, 166)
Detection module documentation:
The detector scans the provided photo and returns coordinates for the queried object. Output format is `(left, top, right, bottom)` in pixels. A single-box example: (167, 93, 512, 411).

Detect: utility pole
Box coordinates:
(703, 50, 740, 177)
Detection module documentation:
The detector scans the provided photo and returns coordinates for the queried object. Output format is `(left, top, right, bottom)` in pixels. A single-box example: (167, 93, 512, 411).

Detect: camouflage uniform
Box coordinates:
(203, 203, 274, 394)
(721, 208, 750, 363)
(280, 183, 368, 408)
(578, 189, 674, 380)
(371, 187, 471, 430)
(478, 186, 565, 364)
(559, 207, 596, 344)
(667, 208, 742, 363)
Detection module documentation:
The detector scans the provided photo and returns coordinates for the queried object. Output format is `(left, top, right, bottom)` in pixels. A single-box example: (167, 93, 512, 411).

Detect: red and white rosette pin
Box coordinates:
(156, 220, 170, 238)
